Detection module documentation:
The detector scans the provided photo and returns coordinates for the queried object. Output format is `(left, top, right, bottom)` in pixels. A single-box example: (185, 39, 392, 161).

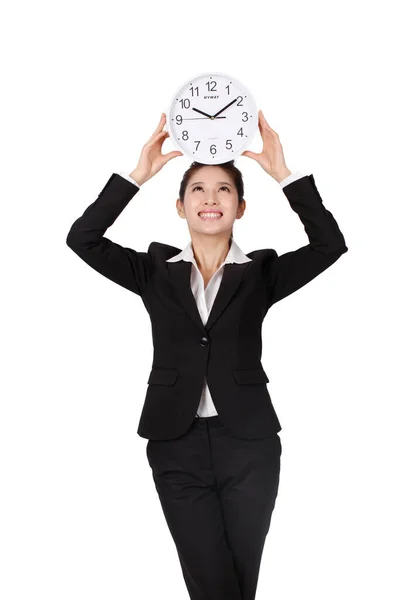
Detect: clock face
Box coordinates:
(166, 71, 258, 165)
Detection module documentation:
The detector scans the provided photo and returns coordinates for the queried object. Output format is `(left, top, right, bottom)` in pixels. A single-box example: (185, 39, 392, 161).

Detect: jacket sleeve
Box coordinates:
(66, 173, 153, 296)
(264, 174, 349, 307)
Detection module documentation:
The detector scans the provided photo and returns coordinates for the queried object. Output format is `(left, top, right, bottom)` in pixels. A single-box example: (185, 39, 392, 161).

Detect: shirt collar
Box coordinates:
(166, 238, 252, 264)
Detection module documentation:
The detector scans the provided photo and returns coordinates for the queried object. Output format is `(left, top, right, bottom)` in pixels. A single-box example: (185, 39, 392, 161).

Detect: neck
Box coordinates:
(190, 234, 232, 272)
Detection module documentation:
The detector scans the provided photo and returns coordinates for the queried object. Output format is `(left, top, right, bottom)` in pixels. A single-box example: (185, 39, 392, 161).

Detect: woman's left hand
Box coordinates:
(241, 109, 291, 182)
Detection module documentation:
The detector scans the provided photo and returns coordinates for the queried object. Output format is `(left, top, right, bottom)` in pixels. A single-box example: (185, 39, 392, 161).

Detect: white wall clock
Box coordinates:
(165, 71, 258, 165)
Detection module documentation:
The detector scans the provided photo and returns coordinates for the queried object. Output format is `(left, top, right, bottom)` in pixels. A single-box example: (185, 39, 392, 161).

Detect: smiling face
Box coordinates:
(176, 166, 246, 238)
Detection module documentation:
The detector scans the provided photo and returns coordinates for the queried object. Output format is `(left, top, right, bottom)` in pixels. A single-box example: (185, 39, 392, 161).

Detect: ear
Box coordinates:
(176, 198, 186, 218)
(236, 199, 246, 219)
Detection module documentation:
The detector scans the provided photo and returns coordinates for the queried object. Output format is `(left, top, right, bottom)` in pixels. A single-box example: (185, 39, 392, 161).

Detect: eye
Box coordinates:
(193, 185, 230, 192)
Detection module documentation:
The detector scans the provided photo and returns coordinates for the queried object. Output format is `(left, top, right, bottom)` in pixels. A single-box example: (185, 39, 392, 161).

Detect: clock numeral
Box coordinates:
(176, 115, 183, 125)
(225, 84, 230, 95)
(241, 112, 249, 122)
(206, 80, 217, 92)
(237, 96, 244, 106)
(182, 130, 189, 141)
(179, 98, 190, 109)
(194, 141, 200, 151)
(237, 127, 244, 137)
(226, 139, 233, 150)
(189, 86, 199, 96)
(209, 144, 217, 155)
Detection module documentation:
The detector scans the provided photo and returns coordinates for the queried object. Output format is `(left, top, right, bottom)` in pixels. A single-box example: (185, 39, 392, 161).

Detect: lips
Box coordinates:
(198, 211, 223, 220)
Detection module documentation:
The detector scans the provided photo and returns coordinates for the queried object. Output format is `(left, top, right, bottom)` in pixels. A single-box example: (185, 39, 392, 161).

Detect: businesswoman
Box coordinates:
(66, 110, 348, 600)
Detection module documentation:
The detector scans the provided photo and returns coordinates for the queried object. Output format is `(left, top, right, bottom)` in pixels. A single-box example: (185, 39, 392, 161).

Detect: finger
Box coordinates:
(241, 150, 259, 160)
(150, 113, 166, 139)
(260, 110, 276, 134)
(147, 130, 168, 145)
(160, 152, 184, 168)
(260, 119, 277, 139)
(260, 109, 270, 126)
(164, 151, 184, 162)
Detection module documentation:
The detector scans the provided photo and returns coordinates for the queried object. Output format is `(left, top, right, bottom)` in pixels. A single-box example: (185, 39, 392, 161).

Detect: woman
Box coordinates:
(66, 110, 348, 600)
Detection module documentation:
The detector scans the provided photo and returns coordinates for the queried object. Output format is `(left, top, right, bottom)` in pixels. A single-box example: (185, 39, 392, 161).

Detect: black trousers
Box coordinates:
(146, 415, 282, 600)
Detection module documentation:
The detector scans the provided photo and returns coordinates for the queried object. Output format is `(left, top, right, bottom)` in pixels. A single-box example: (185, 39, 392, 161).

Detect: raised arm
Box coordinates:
(66, 174, 153, 295)
(264, 173, 348, 307)
(66, 113, 183, 296)
(242, 109, 348, 307)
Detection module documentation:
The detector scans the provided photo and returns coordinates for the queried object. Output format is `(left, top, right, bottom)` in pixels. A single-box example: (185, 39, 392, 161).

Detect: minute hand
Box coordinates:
(212, 98, 239, 119)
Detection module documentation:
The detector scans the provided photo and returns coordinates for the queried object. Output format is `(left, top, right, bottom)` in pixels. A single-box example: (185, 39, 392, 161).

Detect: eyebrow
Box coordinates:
(190, 181, 233, 187)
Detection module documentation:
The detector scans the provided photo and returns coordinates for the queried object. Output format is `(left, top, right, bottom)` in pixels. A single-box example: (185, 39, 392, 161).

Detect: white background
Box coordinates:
(1, 0, 399, 599)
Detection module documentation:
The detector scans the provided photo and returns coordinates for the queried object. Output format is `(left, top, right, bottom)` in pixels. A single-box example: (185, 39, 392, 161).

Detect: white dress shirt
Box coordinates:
(118, 168, 306, 416)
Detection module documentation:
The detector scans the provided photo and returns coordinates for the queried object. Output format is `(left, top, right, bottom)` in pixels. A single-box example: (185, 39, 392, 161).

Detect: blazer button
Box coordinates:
(200, 336, 209, 346)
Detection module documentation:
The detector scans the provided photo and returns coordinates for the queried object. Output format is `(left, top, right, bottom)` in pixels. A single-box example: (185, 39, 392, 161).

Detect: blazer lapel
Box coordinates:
(167, 261, 250, 333)
(205, 262, 249, 330)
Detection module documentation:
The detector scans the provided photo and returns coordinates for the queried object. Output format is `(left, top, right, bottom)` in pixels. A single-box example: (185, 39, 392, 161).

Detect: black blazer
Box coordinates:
(66, 173, 348, 441)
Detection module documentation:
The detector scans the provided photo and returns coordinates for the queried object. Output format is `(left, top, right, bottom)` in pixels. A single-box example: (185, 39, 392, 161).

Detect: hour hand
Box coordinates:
(192, 107, 214, 119)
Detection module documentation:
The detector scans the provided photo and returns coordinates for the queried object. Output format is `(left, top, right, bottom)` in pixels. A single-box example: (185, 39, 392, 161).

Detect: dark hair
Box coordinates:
(178, 160, 245, 241)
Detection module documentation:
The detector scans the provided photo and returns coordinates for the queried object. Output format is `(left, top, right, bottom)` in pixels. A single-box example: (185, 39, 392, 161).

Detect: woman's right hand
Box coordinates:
(130, 113, 183, 185)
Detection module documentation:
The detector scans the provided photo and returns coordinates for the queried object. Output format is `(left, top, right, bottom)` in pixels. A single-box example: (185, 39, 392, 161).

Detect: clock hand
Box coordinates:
(180, 116, 226, 120)
(212, 97, 239, 119)
(192, 107, 214, 119)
